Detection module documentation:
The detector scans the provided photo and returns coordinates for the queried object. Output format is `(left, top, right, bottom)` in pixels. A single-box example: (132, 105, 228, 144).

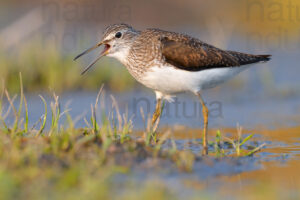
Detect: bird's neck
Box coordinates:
(107, 45, 132, 65)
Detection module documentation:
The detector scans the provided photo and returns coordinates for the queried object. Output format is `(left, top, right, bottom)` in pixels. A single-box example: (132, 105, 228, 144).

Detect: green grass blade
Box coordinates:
(23, 95, 29, 133)
(245, 143, 266, 157)
(239, 134, 253, 147)
(38, 95, 47, 135)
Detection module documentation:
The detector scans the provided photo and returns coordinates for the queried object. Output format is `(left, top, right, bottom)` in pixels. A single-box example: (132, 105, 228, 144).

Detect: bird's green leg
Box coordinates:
(152, 98, 162, 125)
(197, 92, 209, 155)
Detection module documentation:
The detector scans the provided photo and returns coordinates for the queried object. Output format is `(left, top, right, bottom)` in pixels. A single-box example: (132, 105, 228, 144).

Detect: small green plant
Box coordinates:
(141, 100, 166, 146)
(38, 95, 47, 135)
(154, 130, 171, 156)
(214, 130, 225, 157)
(223, 125, 266, 157)
(49, 93, 61, 135)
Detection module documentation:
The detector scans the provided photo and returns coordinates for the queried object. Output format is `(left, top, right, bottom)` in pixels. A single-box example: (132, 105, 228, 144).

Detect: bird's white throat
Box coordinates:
(106, 46, 131, 65)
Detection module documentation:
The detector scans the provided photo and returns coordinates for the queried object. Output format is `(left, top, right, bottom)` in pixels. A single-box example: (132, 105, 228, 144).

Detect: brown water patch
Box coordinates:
(164, 125, 300, 199)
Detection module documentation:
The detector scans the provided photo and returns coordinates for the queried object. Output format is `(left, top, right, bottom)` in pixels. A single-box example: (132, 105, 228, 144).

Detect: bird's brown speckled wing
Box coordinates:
(160, 36, 241, 71)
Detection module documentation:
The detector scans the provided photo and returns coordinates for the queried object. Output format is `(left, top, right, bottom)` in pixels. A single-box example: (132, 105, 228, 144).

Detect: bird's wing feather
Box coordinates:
(160, 36, 240, 71)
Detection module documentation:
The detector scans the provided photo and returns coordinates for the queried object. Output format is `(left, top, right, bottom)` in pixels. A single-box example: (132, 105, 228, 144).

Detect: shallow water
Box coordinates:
(4, 88, 299, 198)
(8, 83, 299, 130)
(116, 126, 300, 199)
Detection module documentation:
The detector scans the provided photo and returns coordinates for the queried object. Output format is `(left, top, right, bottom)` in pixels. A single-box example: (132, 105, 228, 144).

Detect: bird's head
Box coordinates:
(74, 23, 139, 75)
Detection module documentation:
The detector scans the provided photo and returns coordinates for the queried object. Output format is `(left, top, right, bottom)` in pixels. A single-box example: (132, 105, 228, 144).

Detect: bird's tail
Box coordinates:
(257, 54, 272, 62)
(227, 51, 272, 65)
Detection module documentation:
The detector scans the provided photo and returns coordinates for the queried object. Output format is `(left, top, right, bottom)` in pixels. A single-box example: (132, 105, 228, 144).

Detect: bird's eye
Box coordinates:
(115, 32, 122, 38)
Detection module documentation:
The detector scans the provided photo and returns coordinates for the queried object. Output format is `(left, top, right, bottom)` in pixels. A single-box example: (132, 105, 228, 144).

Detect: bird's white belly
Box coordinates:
(140, 65, 249, 95)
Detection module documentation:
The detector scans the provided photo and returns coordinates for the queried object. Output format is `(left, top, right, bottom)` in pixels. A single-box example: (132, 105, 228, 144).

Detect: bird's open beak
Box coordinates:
(74, 41, 110, 75)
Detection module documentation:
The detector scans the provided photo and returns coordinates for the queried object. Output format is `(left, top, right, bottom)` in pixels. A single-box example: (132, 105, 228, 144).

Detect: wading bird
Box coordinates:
(74, 23, 271, 155)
